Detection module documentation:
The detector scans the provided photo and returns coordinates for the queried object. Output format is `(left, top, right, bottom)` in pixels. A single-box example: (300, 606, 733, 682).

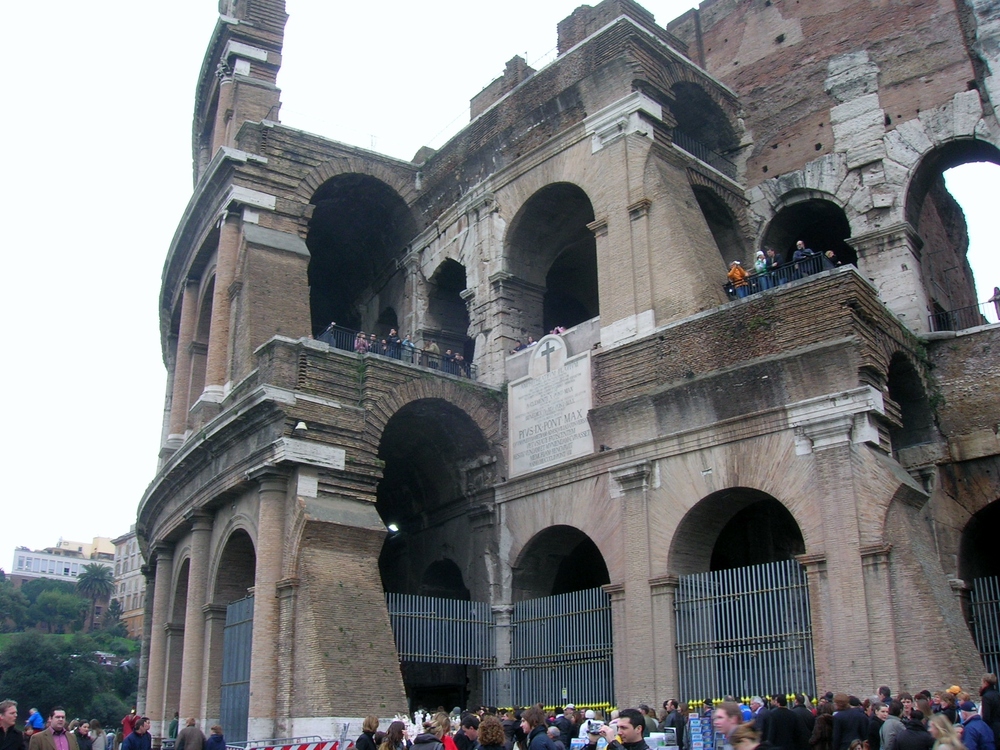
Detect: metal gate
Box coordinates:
(970, 576, 1000, 674)
(485, 588, 614, 708)
(675, 560, 815, 700)
(220, 595, 253, 744)
(386, 588, 613, 707)
(386, 594, 495, 665)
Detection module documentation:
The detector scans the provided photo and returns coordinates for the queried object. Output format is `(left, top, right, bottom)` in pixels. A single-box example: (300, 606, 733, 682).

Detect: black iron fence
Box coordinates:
(928, 301, 998, 332)
(673, 131, 738, 180)
(725, 253, 830, 300)
(316, 324, 477, 379)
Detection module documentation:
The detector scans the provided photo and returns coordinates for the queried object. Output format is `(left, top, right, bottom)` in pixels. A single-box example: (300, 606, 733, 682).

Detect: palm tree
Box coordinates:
(77, 563, 114, 632)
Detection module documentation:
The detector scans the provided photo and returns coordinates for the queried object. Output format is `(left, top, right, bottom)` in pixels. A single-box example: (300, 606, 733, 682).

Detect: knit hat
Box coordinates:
(947, 686, 962, 695)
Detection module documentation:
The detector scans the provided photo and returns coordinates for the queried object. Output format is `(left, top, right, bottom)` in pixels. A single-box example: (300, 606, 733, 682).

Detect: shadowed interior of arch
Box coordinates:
(506, 183, 599, 333)
(959, 499, 1000, 582)
(214, 530, 256, 604)
(512, 525, 610, 602)
(306, 173, 418, 335)
(376, 398, 490, 594)
(763, 198, 857, 265)
(670, 488, 805, 575)
(886, 352, 937, 454)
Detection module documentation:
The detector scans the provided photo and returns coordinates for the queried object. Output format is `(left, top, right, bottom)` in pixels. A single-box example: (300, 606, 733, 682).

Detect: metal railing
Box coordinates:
(725, 253, 830, 300)
(971, 576, 1000, 675)
(673, 131, 738, 180)
(316, 324, 477, 379)
(928, 301, 999, 332)
(484, 587, 614, 708)
(229, 738, 326, 750)
(386, 593, 495, 665)
(675, 559, 816, 701)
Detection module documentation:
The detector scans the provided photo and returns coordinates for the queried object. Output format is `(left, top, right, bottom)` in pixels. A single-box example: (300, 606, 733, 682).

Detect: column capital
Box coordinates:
(609, 460, 652, 495)
(184, 509, 213, 532)
(603, 582, 626, 601)
(277, 578, 300, 598)
(796, 552, 828, 572)
(203, 603, 228, 619)
(648, 574, 679, 593)
(151, 542, 175, 563)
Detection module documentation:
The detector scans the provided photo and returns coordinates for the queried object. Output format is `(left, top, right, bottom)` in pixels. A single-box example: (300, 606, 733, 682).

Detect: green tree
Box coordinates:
(21, 577, 76, 604)
(30, 589, 88, 633)
(77, 563, 115, 632)
(0, 576, 29, 631)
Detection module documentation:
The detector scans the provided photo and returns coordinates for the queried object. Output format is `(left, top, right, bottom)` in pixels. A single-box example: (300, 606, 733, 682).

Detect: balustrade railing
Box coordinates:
(316, 324, 477, 379)
(673, 130, 738, 180)
(928, 301, 999, 332)
(724, 253, 831, 300)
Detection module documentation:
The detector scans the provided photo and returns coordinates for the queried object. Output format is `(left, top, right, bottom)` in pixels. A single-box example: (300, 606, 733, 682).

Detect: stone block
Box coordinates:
(848, 184, 874, 215)
(952, 90, 983, 137)
(918, 104, 955, 145)
(895, 118, 934, 156)
(883, 129, 922, 168)
(846, 140, 886, 170)
(830, 93, 883, 124)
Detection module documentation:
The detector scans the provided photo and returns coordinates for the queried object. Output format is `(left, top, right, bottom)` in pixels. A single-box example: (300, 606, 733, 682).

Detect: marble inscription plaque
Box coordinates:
(509, 335, 594, 477)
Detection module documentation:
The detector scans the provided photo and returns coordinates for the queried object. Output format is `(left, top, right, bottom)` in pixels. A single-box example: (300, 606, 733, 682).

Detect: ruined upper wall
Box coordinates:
(558, 0, 688, 57)
(667, 0, 978, 188)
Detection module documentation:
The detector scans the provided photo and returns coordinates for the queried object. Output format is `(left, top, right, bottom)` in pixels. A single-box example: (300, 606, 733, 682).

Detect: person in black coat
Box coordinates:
(521, 709, 558, 750)
(892, 712, 933, 750)
(767, 695, 809, 750)
(831, 695, 868, 750)
(866, 704, 884, 750)
(793, 696, 816, 736)
(356, 717, 380, 750)
(982, 675, 1000, 742)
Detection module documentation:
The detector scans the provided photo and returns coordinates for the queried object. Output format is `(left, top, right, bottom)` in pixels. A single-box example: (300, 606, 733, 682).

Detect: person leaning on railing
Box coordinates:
(728, 260, 750, 298)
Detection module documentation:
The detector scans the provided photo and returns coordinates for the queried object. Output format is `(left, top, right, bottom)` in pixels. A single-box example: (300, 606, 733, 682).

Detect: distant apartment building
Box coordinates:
(112, 526, 146, 638)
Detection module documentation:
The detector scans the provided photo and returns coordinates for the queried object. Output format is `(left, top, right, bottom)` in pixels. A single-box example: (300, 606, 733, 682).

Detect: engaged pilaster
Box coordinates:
(144, 543, 174, 738)
(178, 511, 213, 719)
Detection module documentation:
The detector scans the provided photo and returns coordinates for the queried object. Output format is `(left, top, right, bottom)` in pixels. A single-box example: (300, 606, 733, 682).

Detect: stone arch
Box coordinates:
(667, 79, 741, 157)
(668, 488, 807, 577)
(171, 556, 191, 622)
(305, 173, 419, 335)
(210, 525, 257, 605)
(960, 499, 1000, 582)
(425, 258, 472, 358)
(885, 351, 937, 458)
(295, 153, 419, 206)
(419, 558, 471, 600)
(511, 525, 610, 603)
(504, 182, 599, 334)
(762, 191, 857, 265)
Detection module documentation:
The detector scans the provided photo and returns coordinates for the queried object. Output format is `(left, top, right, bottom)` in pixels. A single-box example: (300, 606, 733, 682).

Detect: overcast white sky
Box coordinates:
(2, 1, 997, 574)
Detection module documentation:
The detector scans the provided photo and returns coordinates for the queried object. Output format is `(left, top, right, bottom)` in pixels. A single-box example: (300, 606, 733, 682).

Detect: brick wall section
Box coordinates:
(293, 521, 407, 716)
(927, 325, 1000, 438)
(592, 269, 922, 408)
(918, 177, 979, 314)
(667, 0, 977, 188)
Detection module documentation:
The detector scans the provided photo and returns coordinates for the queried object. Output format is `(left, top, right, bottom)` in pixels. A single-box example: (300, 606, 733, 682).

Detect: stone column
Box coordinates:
(165, 280, 201, 446)
(860, 544, 900, 690)
(179, 511, 213, 719)
(850, 223, 932, 334)
(649, 575, 679, 700)
(247, 472, 288, 740)
(604, 583, 626, 705)
(211, 71, 235, 155)
(274, 578, 299, 737)
(145, 544, 174, 738)
(137, 564, 156, 716)
(163, 622, 185, 728)
(797, 553, 830, 692)
(491, 604, 515, 708)
(610, 460, 655, 705)
(203, 211, 241, 398)
(200, 603, 228, 727)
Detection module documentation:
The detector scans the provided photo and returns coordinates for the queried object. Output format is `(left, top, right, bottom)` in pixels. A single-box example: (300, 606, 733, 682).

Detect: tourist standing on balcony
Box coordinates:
(822, 250, 841, 270)
(753, 251, 770, 291)
(388, 328, 401, 358)
(728, 260, 750, 298)
(792, 241, 819, 278)
(354, 331, 369, 353)
(988, 288, 1000, 321)
(401, 334, 416, 362)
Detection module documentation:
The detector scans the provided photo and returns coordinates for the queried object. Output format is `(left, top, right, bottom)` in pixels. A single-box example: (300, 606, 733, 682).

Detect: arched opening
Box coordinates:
(306, 174, 418, 335)
(671, 489, 805, 576)
(959, 499, 1000, 675)
(164, 559, 190, 725)
(188, 277, 214, 407)
(211, 531, 255, 744)
(512, 525, 610, 603)
(506, 183, 599, 336)
(376, 306, 399, 336)
(376, 398, 491, 594)
(886, 352, 936, 457)
(906, 142, 1000, 325)
(669, 82, 740, 177)
(375, 399, 490, 713)
(419, 559, 470, 600)
(425, 259, 473, 360)
(762, 198, 856, 267)
(671, 490, 814, 698)
(692, 186, 745, 268)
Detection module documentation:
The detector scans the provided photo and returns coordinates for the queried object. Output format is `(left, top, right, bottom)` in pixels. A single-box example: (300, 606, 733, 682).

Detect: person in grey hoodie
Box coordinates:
(879, 701, 905, 750)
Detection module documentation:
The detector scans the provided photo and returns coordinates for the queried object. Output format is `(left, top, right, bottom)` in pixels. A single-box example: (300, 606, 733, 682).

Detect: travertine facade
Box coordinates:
(137, 0, 1000, 741)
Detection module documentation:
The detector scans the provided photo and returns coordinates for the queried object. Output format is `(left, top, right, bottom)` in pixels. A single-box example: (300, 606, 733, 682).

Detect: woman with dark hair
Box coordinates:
(810, 703, 834, 750)
(76, 722, 93, 750)
(379, 721, 410, 750)
(730, 725, 761, 750)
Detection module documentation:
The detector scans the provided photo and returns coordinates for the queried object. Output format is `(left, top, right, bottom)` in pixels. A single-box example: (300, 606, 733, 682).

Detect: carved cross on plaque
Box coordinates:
(540, 340, 557, 372)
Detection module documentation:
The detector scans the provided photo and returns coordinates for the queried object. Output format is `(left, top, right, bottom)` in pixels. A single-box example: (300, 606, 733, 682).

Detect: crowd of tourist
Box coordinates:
(726, 240, 842, 299)
(359, 674, 998, 750)
(0, 706, 225, 750)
